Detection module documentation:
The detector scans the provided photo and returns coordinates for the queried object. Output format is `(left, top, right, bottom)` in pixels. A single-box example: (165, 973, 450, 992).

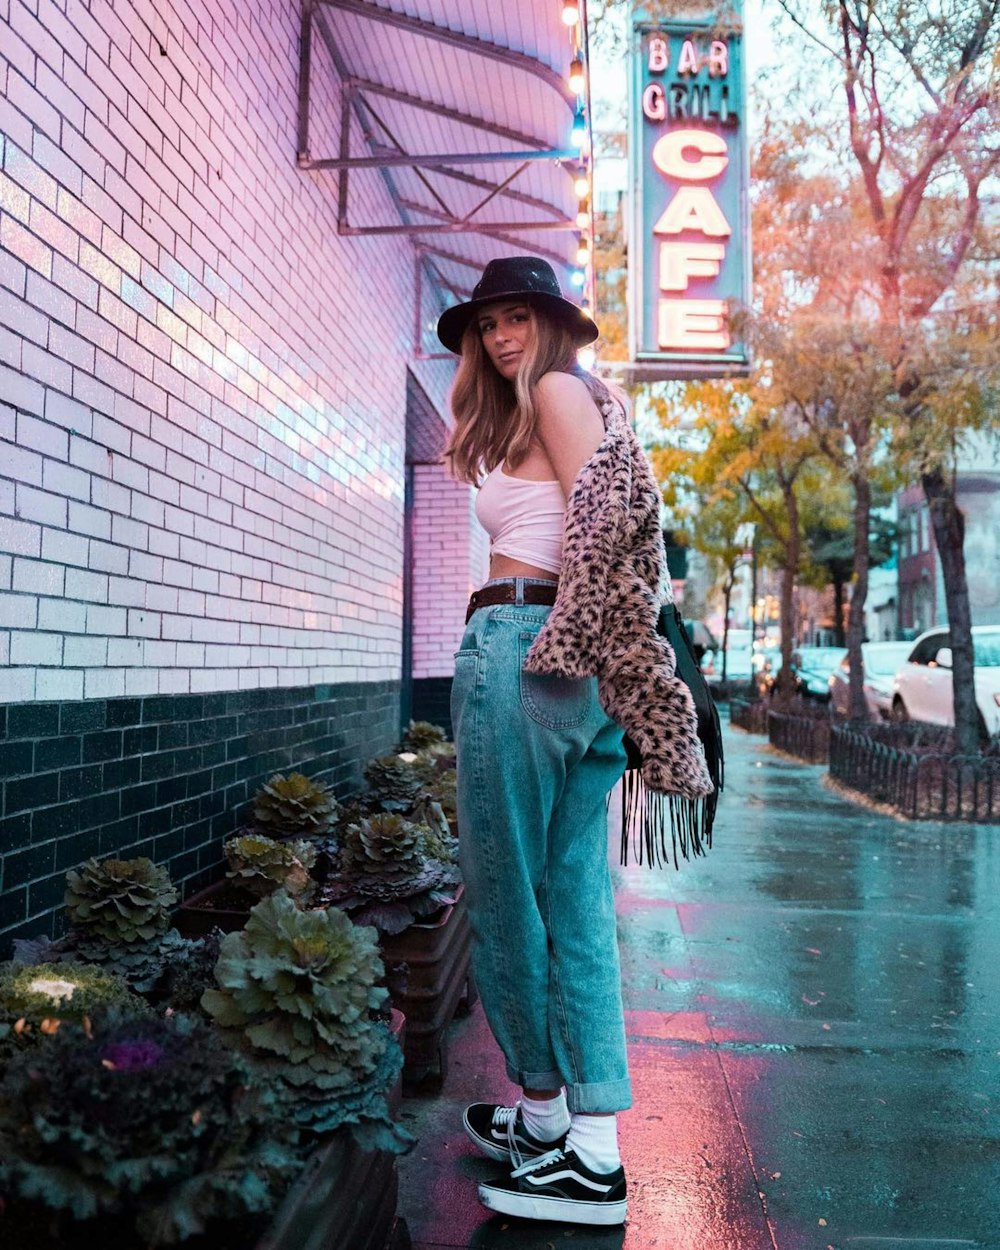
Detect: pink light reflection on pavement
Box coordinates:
(620, 1031, 774, 1249)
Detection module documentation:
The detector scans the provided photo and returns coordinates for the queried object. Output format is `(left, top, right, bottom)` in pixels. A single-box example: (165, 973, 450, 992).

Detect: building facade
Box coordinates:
(0, 0, 581, 952)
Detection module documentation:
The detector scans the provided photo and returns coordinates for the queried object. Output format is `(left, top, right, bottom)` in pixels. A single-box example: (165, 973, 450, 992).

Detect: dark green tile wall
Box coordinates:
(0, 681, 401, 957)
(411, 677, 454, 740)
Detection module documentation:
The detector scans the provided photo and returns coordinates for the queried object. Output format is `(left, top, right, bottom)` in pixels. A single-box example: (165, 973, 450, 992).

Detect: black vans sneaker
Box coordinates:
(477, 1147, 627, 1226)
(463, 1103, 567, 1166)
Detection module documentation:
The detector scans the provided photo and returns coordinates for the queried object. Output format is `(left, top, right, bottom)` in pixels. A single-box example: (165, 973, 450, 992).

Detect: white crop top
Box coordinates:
(475, 464, 566, 573)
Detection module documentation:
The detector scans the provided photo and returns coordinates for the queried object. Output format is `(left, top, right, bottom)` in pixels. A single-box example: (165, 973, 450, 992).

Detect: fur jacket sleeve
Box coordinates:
(521, 395, 714, 802)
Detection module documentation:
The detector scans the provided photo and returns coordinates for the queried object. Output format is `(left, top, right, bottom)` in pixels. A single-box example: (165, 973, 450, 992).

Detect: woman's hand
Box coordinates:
(532, 373, 607, 502)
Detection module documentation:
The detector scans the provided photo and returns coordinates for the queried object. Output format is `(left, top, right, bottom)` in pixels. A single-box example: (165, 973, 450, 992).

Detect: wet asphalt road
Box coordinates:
(396, 723, 1000, 1249)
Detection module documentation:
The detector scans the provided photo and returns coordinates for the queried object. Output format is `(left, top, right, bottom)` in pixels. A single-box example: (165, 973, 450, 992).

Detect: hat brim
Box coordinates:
(436, 290, 599, 355)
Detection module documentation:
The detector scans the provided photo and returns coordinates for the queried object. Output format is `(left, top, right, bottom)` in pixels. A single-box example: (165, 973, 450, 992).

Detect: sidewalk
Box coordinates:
(396, 725, 999, 1249)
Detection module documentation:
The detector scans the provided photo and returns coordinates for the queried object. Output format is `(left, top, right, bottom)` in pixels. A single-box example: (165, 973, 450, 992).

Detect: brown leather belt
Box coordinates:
(466, 582, 558, 623)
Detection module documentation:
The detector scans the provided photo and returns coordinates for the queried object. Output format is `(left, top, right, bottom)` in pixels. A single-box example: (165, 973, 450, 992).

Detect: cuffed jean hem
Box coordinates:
(566, 1077, 633, 1115)
(506, 1065, 564, 1091)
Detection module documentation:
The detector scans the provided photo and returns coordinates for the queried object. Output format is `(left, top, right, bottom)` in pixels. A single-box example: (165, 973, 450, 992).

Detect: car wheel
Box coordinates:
(891, 697, 909, 723)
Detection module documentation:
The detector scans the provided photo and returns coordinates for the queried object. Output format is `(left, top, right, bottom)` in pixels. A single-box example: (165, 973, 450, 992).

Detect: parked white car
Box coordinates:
(891, 625, 1000, 736)
(829, 641, 915, 720)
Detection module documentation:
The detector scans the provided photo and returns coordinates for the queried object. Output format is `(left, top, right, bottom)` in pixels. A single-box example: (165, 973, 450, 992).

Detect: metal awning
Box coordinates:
(296, 0, 593, 358)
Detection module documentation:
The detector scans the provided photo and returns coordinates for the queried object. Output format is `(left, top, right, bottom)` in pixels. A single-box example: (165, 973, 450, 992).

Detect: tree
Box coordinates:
(805, 513, 897, 646)
(654, 443, 753, 679)
(775, 0, 1000, 748)
(654, 379, 834, 701)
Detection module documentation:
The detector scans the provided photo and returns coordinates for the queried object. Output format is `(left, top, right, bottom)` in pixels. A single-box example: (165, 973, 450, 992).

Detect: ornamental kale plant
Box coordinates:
(201, 891, 410, 1151)
(251, 772, 338, 838)
(321, 812, 460, 935)
(362, 754, 428, 811)
(0, 960, 145, 1061)
(61, 856, 181, 991)
(396, 719, 448, 751)
(66, 856, 177, 947)
(224, 833, 317, 901)
(0, 1007, 298, 1245)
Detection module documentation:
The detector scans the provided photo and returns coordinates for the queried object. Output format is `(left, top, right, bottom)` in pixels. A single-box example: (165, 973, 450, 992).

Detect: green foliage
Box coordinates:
(362, 755, 427, 811)
(61, 857, 182, 991)
(0, 961, 143, 1060)
(341, 811, 427, 874)
(156, 932, 225, 1016)
(202, 891, 388, 1092)
(224, 833, 317, 901)
(201, 892, 411, 1151)
(396, 719, 447, 751)
(251, 772, 338, 838)
(324, 813, 460, 935)
(407, 792, 458, 860)
(0, 1007, 298, 1244)
(66, 856, 177, 948)
(414, 766, 458, 828)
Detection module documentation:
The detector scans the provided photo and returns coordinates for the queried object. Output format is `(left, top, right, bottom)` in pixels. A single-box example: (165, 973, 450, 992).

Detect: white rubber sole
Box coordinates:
(478, 1184, 627, 1226)
(461, 1111, 513, 1163)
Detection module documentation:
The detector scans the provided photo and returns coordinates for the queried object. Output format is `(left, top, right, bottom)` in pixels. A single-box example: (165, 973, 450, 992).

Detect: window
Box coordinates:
(908, 631, 949, 666)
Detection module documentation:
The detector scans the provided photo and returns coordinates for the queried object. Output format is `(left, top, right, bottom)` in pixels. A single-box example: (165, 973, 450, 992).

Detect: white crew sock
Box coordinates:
(566, 1112, 621, 1174)
(519, 1092, 571, 1142)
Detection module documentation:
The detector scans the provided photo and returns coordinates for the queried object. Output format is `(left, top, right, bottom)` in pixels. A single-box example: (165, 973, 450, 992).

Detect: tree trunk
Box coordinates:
(721, 568, 734, 685)
(832, 575, 846, 646)
(847, 474, 871, 721)
(922, 465, 979, 754)
(776, 484, 799, 705)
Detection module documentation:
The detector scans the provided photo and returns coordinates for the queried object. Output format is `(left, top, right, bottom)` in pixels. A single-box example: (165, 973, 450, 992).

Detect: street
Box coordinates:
(398, 724, 1000, 1249)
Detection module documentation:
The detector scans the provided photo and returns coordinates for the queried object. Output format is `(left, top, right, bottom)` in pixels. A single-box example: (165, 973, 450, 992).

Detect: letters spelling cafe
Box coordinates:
(630, 19, 750, 378)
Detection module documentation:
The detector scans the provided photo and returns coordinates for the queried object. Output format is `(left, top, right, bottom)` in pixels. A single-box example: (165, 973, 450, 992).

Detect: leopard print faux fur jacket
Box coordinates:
(521, 395, 714, 801)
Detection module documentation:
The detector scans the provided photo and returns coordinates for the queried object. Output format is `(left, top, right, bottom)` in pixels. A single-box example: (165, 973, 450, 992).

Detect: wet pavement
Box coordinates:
(396, 724, 1000, 1249)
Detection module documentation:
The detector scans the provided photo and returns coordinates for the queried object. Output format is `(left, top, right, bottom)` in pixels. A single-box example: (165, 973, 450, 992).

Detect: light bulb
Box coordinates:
(568, 55, 585, 94)
(570, 108, 587, 148)
(570, 268, 585, 288)
(574, 169, 589, 198)
(576, 241, 590, 265)
(562, 1, 580, 26)
(576, 200, 590, 229)
(578, 345, 596, 371)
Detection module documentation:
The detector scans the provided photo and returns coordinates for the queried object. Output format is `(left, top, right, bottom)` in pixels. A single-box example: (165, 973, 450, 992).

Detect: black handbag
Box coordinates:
(619, 603, 724, 869)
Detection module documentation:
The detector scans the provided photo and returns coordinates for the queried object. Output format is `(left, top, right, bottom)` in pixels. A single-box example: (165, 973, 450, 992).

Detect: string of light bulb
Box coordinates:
(561, 1, 593, 311)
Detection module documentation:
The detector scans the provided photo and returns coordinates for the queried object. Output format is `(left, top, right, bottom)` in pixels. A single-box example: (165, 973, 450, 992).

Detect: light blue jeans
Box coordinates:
(451, 576, 631, 1113)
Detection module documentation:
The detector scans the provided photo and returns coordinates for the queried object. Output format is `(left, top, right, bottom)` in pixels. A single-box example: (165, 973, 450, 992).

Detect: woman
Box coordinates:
(438, 257, 712, 1228)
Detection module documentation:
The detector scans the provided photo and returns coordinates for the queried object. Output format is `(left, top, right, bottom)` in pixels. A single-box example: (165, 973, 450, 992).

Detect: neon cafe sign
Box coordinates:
(628, 6, 751, 377)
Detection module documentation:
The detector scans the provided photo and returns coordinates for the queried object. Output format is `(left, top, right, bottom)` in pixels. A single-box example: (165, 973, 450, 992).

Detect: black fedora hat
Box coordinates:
(436, 256, 599, 355)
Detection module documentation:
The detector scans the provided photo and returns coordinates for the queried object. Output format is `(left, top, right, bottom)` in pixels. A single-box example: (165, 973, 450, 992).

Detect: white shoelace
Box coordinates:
(489, 1103, 528, 1168)
(489, 1102, 541, 1169)
(511, 1146, 564, 1178)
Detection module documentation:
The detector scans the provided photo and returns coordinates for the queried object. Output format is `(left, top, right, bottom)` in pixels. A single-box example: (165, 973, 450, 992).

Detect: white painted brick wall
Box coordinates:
(411, 462, 489, 679)
(0, 0, 457, 701)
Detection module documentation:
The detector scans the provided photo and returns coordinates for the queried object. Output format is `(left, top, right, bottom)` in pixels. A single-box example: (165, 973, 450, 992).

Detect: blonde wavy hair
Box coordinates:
(441, 300, 618, 487)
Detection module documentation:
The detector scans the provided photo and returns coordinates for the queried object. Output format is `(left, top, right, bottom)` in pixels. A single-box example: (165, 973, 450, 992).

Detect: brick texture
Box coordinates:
(411, 461, 489, 678)
(0, 682, 401, 956)
(0, 0, 459, 703)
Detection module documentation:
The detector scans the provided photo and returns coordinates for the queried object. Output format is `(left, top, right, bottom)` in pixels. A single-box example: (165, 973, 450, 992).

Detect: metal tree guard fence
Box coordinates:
(729, 697, 768, 733)
(767, 710, 832, 764)
(829, 725, 1000, 823)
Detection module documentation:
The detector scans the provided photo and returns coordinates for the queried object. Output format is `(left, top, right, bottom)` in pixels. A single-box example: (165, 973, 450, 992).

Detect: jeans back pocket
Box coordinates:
(518, 631, 592, 729)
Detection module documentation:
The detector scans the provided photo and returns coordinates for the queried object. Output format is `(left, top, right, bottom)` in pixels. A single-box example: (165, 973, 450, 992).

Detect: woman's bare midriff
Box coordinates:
(488, 554, 560, 581)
